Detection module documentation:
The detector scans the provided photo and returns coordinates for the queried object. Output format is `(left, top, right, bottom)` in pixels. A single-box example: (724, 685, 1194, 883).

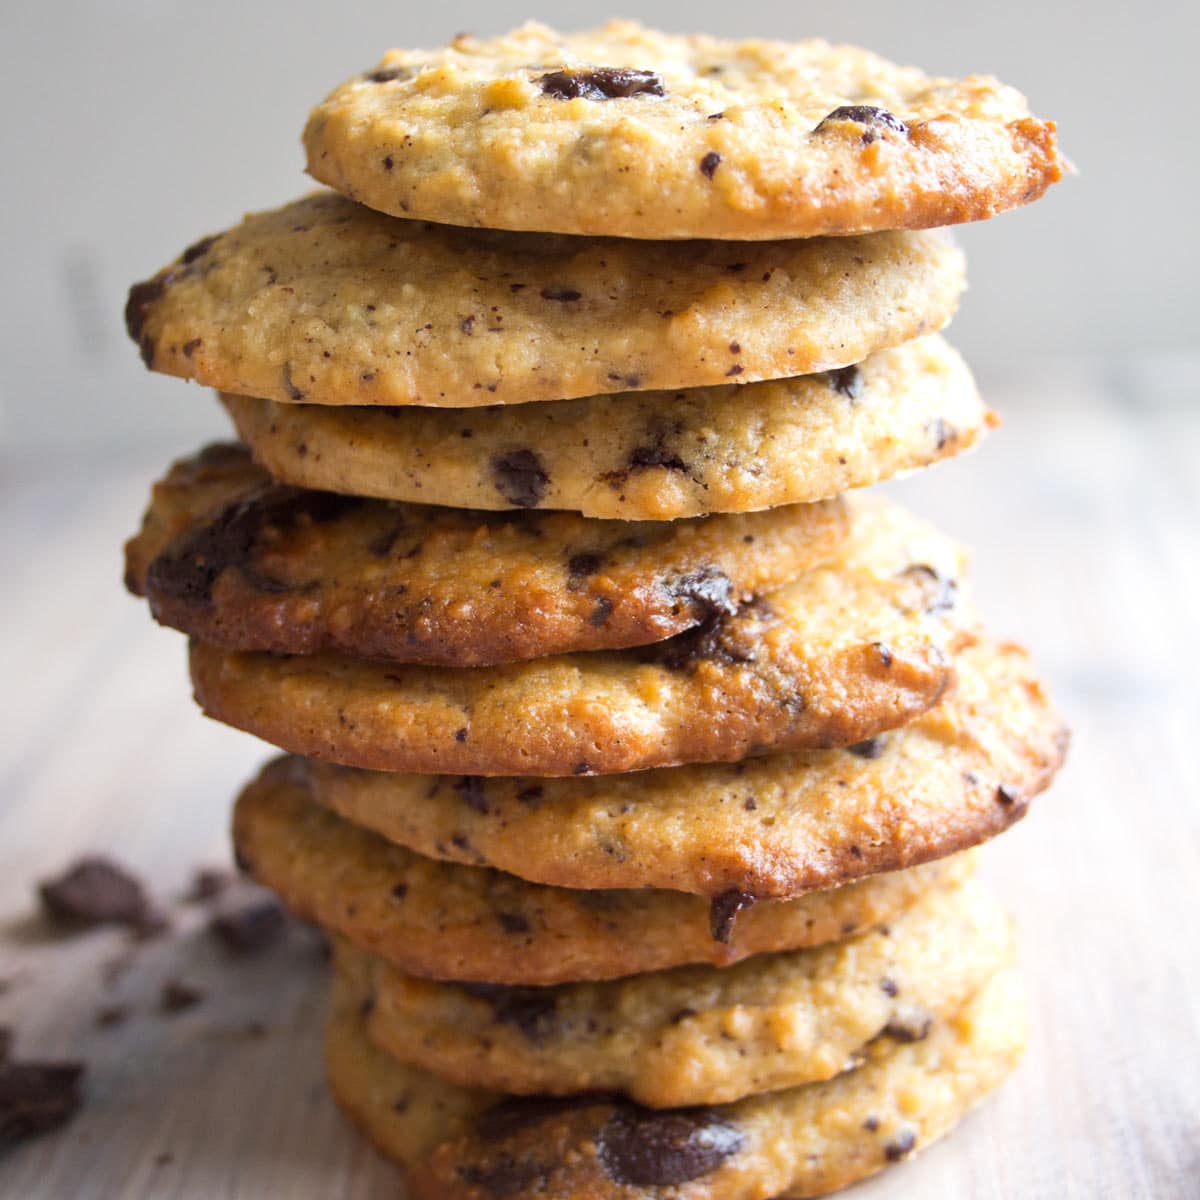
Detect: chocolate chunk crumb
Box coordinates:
(160, 979, 204, 1015)
(898, 564, 958, 614)
(882, 1012, 933, 1043)
(815, 105, 909, 137)
(209, 899, 286, 954)
(880, 977, 900, 997)
(454, 727, 469, 743)
(884, 1130, 917, 1161)
(540, 68, 665, 101)
(39, 857, 153, 931)
(725, 364, 744, 377)
(699, 151, 722, 178)
(454, 777, 489, 814)
(589, 596, 614, 626)
(365, 64, 415, 84)
(492, 450, 549, 508)
(567, 552, 604, 582)
(0, 1058, 85, 1146)
(598, 1103, 743, 1186)
(848, 737, 887, 759)
(460, 983, 558, 1043)
(497, 912, 531, 935)
(709, 890, 757, 943)
(181, 235, 218, 265)
(391, 884, 408, 902)
(827, 364, 864, 400)
(539, 285, 582, 302)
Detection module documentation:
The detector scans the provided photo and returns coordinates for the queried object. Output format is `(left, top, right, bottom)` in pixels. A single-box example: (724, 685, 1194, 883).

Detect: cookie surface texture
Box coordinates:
(127, 443, 847, 666)
(304, 20, 1065, 239)
(190, 499, 968, 775)
(223, 335, 991, 520)
(125, 191, 965, 408)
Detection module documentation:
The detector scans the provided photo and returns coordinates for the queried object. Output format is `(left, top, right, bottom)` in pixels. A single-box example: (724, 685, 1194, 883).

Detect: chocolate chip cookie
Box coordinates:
(339, 875, 1010, 1107)
(232, 757, 974, 985)
(126, 443, 847, 666)
(125, 191, 965, 408)
(304, 20, 1066, 239)
(191, 500, 968, 775)
(223, 335, 990, 520)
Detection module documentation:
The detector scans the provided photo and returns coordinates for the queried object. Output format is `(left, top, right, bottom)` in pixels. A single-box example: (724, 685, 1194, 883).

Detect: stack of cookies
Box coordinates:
(122, 22, 1069, 1197)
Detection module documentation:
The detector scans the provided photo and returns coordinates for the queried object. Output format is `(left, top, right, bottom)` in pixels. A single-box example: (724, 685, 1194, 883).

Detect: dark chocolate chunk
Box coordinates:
(815, 105, 909, 137)
(181, 235, 218, 265)
(182, 337, 201, 358)
(996, 784, 1019, 806)
(476, 1095, 585, 1141)
(124, 276, 167, 347)
(459, 983, 558, 1043)
(159, 979, 204, 1015)
(515, 786, 543, 806)
(0, 1059, 85, 1147)
(458, 1156, 546, 1196)
(209, 898, 286, 954)
(709, 890, 757, 943)
(454, 777, 490, 814)
(628, 443, 691, 474)
(588, 596, 614, 626)
(699, 151, 722, 178)
(598, 1102, 743, 1186)
(492, 450, 549, 508)
(497, 912, 531, 935)
(880, 977, 900, 997)
(667, 566, 737, 620)
(650, 604, 760, 673)
(567, 552, 604, 582)
(872, 642, 894, 668)
(39, 857, 152, 930)
(539, 285, 582, 302)
(454, 727, 469, 743)
(881, 1011, 933, 1043)
(827, 363, 864, 400)
(863, 1114, 880, 1132)
(898, 563, 957, 614)
(848, 736, 887, 759)
(884, 1129, 917, 1161)
(281, 364, 305, 402)
(540, 68, 665, 101)
(364, 64, 415, 84)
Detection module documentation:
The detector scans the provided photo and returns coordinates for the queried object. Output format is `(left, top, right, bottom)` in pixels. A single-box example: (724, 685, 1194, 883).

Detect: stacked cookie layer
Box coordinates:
(123, 22, 1068, 1198)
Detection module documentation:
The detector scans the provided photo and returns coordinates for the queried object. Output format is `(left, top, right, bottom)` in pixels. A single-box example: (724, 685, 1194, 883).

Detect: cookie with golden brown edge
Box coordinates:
(223, 335, 991, 520)
(305, 20, 1066, 240)
(301, 637, 1067, 895)
(340, 876, 1011, 1108)
(326, 965, 1026, 1199)
(232, 757, 975, 985)
(125, 443, 847, 667)
(191, 500, 968, 776)
(124, 190, 965, 409)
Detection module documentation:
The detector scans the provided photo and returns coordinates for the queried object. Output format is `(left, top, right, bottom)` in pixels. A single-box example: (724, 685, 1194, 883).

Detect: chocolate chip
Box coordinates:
(181, 235, 218, 265)
(458, 1157, 545, 1195)
(884, 1130, 917, 1161)
(454, 777, 490, 814)
(725, 364, 744, 377)
(515, 786, 543, 806)
(827, 363, 864, 400)
(873, 642, 894, 668)
(281, 364, 305, 401)
(699, 151, 722, 178)
(815, 105, 909, 137)
(567, 552, 604, 582)
(497, 912, 530, 935)
(539, 285, 582, 302)
(0, 1060, 84, 1147)
(124, 276, 166, 346)
(882, 1012, 933, 1043)
(863, 1114, 880, 1132)
(848, 736, 887, 759)
(598, 1103, 743, 1186)
(996, 784, 1019, 806)
(670, 1007, 698, 1024)
(476, 1095, 585, 1141)
(159, 979, 204, 1015)
(39, 857, 153, 930)
(627, 443, 691, 474)
(182, 337, 201, 357)
(667, 566, 737, 620)
(492, 450, 549, 508)
(930, 417, 955, 449)
(382, 155, 394, 170)
(390, 883, 408, 901)
(460, 314, 475, 334)
(364, 64, 415, 83)
(880, 977, 900, 997)
(539, 68, 665, 101)
(459, 983, 558, 1043)
(897, 564, 958, 614)
(209, 899, 286, 954)
(709, 890, 756, 943)
(572, 762, 592, 776)
(589, 596, 614, 626)
(454, 727, 469, 743)
(650, 606, 759, 673)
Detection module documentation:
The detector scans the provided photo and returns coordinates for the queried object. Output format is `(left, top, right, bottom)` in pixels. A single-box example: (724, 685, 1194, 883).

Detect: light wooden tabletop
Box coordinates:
(1, 357, 1197, 1198)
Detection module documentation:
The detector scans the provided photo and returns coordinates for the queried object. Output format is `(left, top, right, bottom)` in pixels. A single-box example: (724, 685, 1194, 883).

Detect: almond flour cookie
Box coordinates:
(191, 500, 968, 775)
(223, 335, 991, 520)
(339, 876, 1011, 1108)
(232, 757, 975, 985)
(304, 20, 1066, 240)
(124, 190, 965, 409)
(325, 965, 1026, 1199)
(125, 443, 847, 667)
(300, 637, 1067, 896)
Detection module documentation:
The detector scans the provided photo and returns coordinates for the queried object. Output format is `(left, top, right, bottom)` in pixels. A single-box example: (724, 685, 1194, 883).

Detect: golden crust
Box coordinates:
(125, 191, 965, 409)
(126, 443, 847, 667)
(232, 759, 975, 985)
(223, 335, 992, 520)
(304, 20, 1066, 240)
(191, 500, 968, 775)
(301, 637, 1067, 895)
(341, 876, 1011, 1108)
(326, 965, 1026, 1198)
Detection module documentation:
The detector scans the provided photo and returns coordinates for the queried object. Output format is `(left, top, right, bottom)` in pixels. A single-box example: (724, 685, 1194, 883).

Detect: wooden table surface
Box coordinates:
(1, 357, 1197, 1198)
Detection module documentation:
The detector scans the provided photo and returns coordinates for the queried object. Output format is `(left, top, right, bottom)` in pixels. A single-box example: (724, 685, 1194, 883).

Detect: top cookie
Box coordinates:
(304, 20, 1066, 240)
(124, 191, 963, 408)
